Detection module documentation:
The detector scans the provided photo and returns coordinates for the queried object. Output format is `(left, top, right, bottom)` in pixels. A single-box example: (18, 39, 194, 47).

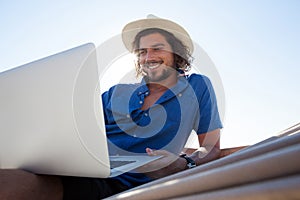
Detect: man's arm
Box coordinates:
(141, 129, 221, 179)
(188, 128, 221, 166)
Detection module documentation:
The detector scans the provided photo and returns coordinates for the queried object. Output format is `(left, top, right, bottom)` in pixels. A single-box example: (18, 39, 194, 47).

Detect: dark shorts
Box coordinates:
(61, 176, 129, 200)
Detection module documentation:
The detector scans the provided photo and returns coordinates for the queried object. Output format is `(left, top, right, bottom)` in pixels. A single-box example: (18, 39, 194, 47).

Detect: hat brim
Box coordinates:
(122, 18, 194, 54)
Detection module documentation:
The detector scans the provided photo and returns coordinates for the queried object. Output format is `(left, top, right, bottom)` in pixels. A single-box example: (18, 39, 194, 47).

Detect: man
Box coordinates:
(0, 15, 222, 200)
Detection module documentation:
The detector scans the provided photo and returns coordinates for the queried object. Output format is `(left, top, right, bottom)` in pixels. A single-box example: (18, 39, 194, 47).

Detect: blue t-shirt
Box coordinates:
(101, 73, 223, 187)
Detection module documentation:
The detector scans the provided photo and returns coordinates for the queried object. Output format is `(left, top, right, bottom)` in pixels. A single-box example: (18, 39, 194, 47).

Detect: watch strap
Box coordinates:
(180, 154, 196, 169)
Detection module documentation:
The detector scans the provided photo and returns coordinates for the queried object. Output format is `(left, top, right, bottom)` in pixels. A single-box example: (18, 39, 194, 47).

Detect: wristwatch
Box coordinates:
(180, 154, 196, 169)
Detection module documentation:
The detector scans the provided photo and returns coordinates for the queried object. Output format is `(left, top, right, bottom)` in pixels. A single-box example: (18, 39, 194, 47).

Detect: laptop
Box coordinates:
(0, 43, 161, 178)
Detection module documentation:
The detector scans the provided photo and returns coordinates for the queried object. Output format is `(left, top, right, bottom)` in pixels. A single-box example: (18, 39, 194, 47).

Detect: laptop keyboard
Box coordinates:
(110, 160, 136, 169)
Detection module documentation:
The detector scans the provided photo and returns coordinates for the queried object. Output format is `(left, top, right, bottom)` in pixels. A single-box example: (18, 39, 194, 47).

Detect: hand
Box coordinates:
(135, 148, 187, 180)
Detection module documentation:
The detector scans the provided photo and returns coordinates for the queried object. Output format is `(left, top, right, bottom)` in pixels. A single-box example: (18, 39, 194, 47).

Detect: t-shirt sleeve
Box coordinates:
(101, 85, 116, 124)
(191, 75, 223, 134)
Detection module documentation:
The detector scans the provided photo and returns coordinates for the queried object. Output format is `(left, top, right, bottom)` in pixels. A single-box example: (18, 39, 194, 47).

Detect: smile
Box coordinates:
(143, 61, 163, 70)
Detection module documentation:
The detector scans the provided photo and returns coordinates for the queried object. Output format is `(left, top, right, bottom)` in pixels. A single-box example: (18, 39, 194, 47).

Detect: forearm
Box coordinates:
(144, 157, 186, 179)
(189, 146, 221, 166)
(144, 147, 220, 179)
(143, 145, 221, 180)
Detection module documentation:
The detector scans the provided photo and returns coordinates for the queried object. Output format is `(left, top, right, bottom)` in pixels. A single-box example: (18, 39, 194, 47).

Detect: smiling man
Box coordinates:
(87, 15, 223, 196)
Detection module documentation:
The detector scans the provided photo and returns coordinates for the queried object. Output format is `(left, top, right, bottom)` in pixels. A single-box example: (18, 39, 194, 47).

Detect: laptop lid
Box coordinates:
(0, 43, 111, 178)
(0, 43, 162, 178)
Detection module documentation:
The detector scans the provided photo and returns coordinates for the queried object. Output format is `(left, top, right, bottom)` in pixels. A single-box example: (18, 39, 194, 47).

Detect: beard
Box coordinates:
(142, 64, 177, 83)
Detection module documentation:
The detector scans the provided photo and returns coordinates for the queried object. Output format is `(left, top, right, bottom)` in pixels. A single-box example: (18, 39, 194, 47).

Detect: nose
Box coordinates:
(145, 49, 155, 62)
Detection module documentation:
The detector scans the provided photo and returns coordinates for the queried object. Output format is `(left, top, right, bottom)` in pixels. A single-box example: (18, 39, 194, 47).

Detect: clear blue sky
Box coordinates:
(1, 0, 299, 148)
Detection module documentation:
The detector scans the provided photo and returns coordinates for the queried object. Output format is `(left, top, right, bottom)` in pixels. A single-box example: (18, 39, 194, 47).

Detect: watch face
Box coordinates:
(187, 160, 196, 168)
(187, 163, 194, 168)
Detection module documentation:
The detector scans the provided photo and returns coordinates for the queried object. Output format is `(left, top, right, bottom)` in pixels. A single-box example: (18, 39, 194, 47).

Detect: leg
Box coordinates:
(0, 169, 63, 200)
(61, 176, 129, 200)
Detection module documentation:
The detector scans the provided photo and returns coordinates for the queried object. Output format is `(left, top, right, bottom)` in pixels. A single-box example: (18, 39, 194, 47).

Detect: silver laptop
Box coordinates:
(0, 43, 161, 178)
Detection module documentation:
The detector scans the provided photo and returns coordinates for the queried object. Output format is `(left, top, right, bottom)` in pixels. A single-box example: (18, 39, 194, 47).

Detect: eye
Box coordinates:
(153, 47, 163, 51)
(135, 49, 146, 57)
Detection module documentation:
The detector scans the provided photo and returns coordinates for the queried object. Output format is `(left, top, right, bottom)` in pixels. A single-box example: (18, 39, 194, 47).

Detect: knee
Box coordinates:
(0, 169, 63, 200)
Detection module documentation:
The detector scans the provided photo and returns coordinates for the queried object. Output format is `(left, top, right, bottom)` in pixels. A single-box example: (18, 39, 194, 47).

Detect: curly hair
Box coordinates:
(132, 28, 193, 77)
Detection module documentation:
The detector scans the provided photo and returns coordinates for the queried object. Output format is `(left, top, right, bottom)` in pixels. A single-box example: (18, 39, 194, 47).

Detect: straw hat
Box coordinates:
(122, 14, 194, 53)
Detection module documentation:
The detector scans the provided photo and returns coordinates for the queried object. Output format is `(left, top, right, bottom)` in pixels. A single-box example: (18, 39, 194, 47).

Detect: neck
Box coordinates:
(147, 83, 168, 94)
(146, 75, 178, 93)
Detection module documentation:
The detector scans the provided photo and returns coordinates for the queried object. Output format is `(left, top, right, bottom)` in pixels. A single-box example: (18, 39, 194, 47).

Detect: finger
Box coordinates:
(146, 148, 156, 155)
